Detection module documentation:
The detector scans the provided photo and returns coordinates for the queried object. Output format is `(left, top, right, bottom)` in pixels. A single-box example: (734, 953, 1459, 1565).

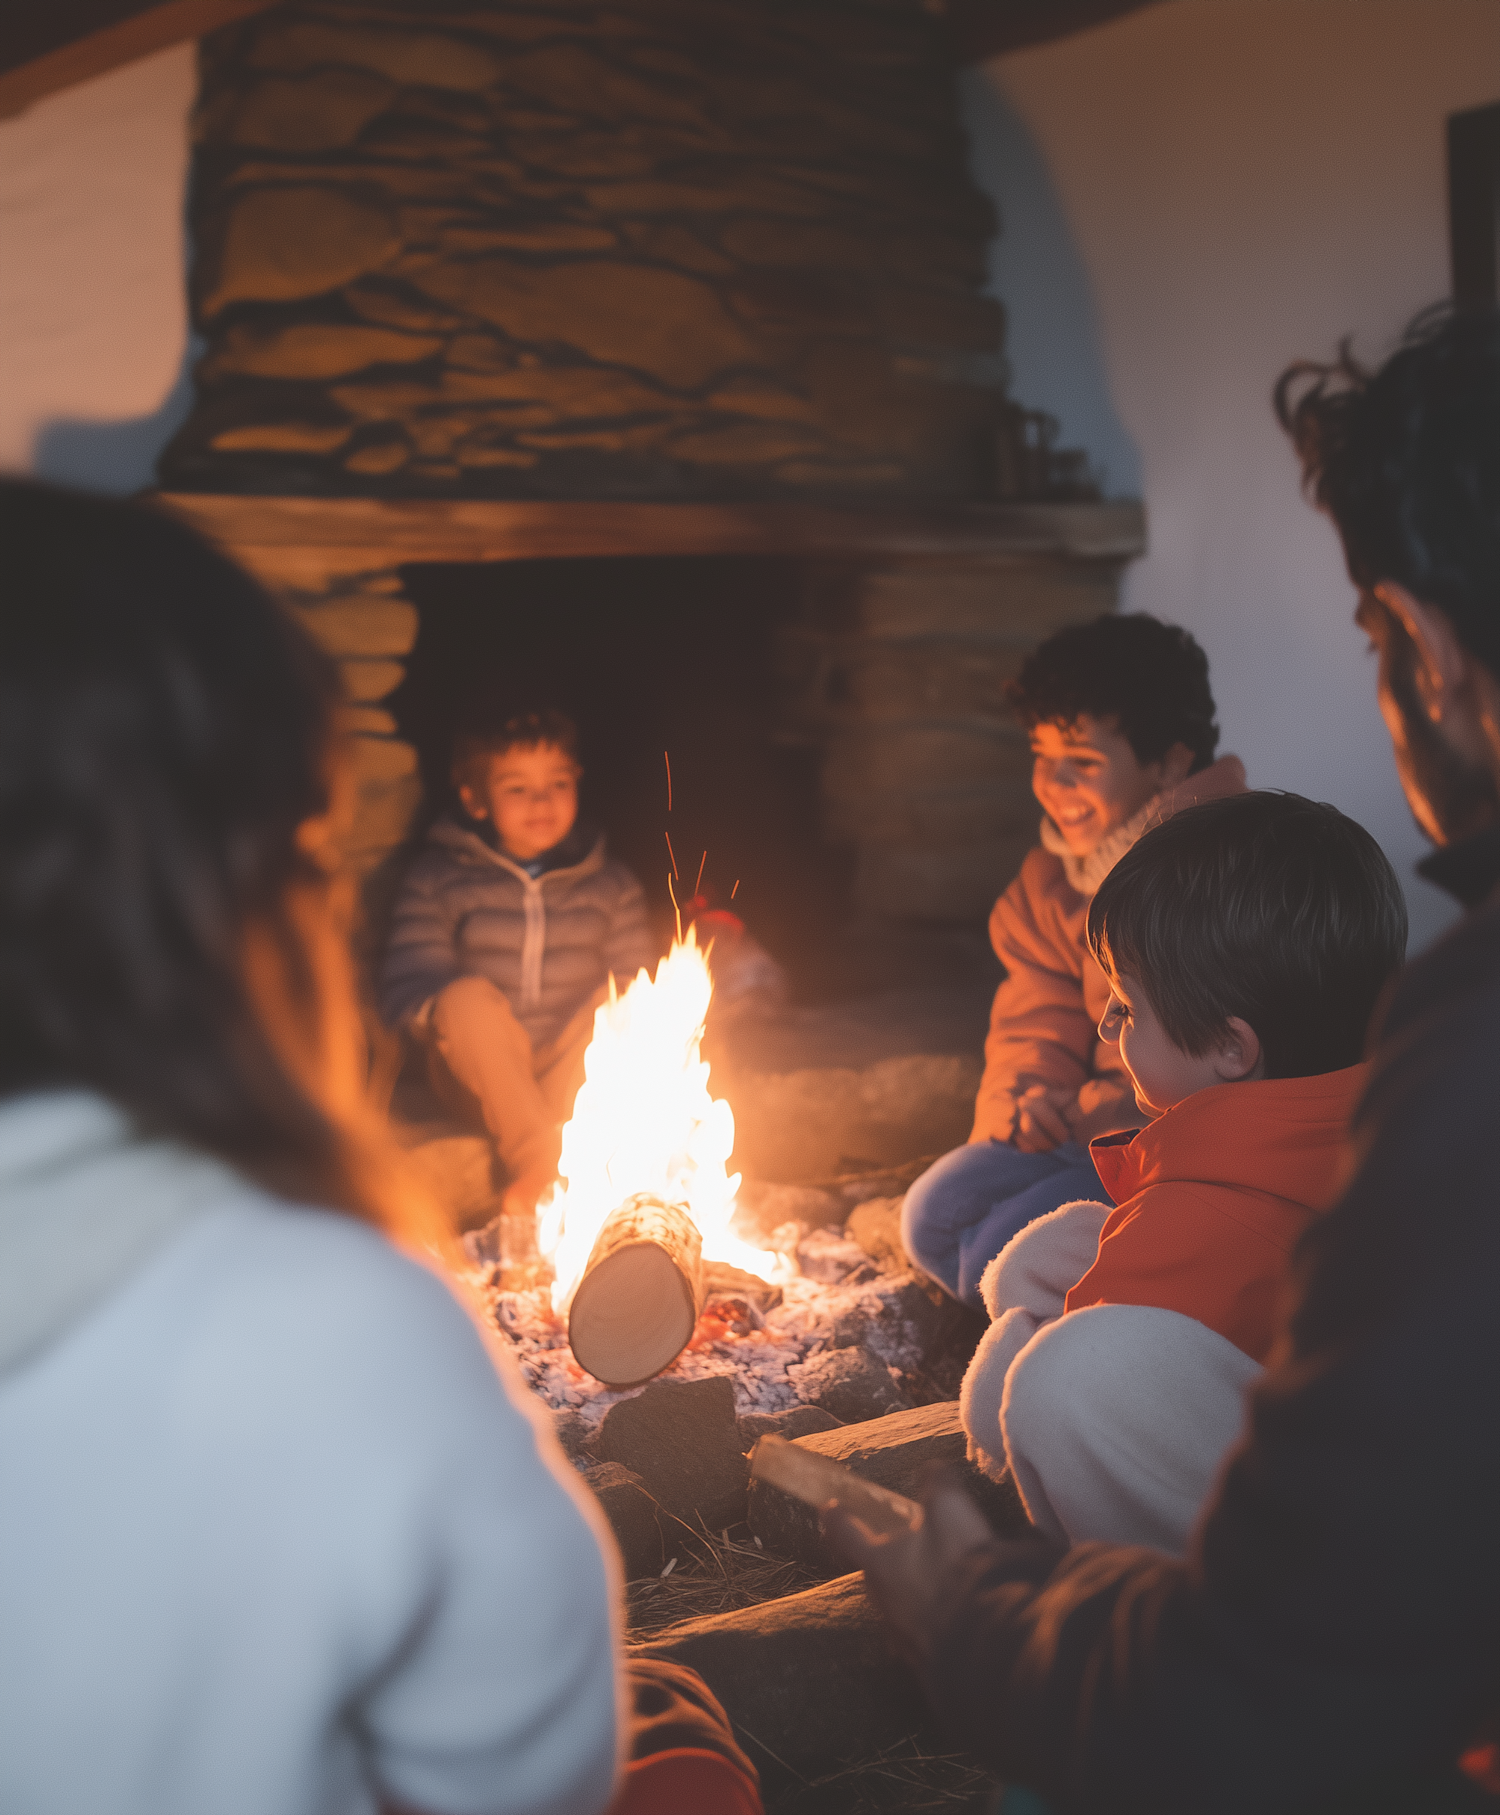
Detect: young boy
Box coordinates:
(959, 791, 1408, 1553)
(380, 710, 656, 1216)
(902, 613, 1246, 1309)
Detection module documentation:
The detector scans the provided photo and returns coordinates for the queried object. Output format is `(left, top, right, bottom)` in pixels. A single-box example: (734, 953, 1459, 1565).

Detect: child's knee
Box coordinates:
(432, 976, 526, 1054)
(434, 974, 508, 1024)
(899, 1167, 952, 1280)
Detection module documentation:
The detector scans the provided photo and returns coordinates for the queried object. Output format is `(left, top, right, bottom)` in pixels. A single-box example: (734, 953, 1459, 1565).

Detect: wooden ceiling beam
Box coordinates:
(0, 0, 1171, 121)
(0, 0, 282, 119)
(944, 0, 1163, 63)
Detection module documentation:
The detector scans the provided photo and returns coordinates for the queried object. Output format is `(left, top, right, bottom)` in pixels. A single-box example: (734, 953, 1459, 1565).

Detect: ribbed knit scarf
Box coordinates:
(1038, 790, 1169, 900)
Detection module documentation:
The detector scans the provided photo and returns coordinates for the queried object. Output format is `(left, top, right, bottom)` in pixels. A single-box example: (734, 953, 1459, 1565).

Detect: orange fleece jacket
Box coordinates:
(1068, 1064, 1367, 1362)
(973, 756, 1248, 1142)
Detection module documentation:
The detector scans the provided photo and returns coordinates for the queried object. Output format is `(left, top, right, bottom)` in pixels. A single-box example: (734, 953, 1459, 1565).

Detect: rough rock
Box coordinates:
(338, 658, 405, 702)
(209, 421, 352, 454)
(846, 1195, 907, 1271)
(737, 1405, 842, 1448)
(748, 1401, 1033, 1575)
(550, 1408, 592, 1462)
(597, 1376, 748, 1531)
(231, 70, 395, 151)
(200, 186, 402, 314)
(830, 1273, 941, 1364)
(790, 1345, 906, 1425)
(204, 321, 442, 380)
(582, 1462, 666, 1581)
(412, 259, 759, 391)
(293, 594, 418, 658)
(632, 1572, 947, 1791)
(668, 423, 826, 466)
(247, 20, 505, 89)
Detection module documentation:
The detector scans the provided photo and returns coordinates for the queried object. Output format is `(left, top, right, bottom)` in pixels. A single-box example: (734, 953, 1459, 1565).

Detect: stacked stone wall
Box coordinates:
(163, 0, 1011, 500)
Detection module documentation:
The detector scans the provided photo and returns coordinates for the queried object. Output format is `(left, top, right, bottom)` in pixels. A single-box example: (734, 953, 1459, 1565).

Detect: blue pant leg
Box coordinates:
(953, 1142, 1102, 1308)
(902, 1140, 1100, 1308)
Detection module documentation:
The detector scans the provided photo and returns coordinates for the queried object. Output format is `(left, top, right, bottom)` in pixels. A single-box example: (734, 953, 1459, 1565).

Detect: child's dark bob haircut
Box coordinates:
(1087, 792, 1407, 1079)
(1006, 612, 1219, 772)
(451, 708, 580, 792)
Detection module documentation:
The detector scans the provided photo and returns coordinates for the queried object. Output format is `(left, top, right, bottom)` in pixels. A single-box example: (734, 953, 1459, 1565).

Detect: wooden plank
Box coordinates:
(0, 0, 281, 119)
(946, 0, 1163, 64)
(152, 493, 1147, 569)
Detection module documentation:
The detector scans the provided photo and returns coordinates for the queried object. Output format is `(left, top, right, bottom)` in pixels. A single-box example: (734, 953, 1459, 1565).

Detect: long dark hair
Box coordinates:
(0, 479, 400, 1228)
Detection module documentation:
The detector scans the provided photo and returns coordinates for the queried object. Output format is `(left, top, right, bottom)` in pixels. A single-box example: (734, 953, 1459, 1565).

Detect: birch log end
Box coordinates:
(567, 1193, 705, 1388)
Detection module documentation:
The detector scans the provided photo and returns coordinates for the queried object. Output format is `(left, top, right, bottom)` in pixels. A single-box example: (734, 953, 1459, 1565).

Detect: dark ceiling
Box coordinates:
(0, 0, 1162, 114)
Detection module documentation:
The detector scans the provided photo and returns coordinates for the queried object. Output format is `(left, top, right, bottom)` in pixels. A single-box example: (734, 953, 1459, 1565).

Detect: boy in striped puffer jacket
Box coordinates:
(380, 710, 656, 1216)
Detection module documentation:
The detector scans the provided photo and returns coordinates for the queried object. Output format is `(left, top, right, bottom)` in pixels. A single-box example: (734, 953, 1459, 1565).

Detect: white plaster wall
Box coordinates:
(0, 44, 196, 494)
(964, 0, 1500, 950)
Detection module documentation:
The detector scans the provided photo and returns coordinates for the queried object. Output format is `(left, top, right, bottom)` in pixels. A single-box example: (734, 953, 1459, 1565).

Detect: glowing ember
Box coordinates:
(537, 927, 793, 1315)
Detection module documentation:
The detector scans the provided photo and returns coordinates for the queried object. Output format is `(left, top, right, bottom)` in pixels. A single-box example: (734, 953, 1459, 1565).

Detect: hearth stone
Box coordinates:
(549, 1407, 592, 1462)
(787, 1344, 907, 1424)
(737, 1406, 843, 1446)
(596, 1376, 750, 1532)
(845, 1195, 907, 1271)
(579, 1461, 667, 1580)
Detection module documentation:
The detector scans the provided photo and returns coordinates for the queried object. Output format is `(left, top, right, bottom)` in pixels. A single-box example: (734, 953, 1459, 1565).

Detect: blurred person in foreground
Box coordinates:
(828, 307, 1500, 1813)
(0, 482, 758, 1815)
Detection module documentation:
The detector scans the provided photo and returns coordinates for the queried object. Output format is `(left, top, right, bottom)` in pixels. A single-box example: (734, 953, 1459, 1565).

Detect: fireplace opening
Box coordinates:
(388, 551, 856, 999)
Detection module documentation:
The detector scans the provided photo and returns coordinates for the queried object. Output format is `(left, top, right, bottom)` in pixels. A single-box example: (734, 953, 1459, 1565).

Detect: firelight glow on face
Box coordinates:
(1029, 715, 1172, 856)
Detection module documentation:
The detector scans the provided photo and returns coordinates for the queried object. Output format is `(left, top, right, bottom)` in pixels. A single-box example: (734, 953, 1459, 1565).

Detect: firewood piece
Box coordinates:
(749, 1434, 920, 1536)
(567, 1193, 704, 1388)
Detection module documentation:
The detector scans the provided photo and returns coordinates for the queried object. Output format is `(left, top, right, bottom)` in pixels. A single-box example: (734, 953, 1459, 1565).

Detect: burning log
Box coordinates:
(567, 1193, 706, 1389)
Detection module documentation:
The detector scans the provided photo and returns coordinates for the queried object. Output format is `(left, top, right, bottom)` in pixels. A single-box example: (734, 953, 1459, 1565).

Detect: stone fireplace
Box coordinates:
(155, 0, 1144, 935)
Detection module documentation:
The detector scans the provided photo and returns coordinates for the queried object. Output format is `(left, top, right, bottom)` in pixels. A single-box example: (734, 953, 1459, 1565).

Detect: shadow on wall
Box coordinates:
(960, 67, 1142, 500)
(30, 342, 197, 497)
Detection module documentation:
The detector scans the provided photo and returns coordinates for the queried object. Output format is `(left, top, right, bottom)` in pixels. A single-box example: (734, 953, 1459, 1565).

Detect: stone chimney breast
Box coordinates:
(163, 0, 1011, 501)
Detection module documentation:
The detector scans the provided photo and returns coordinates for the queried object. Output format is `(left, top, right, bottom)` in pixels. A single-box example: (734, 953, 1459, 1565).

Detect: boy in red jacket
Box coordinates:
(960, 791, 1406, 1553)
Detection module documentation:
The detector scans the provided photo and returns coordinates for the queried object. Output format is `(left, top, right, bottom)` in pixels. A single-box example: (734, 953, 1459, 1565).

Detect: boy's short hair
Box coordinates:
(1087, 792, 1407, 1079)
(451, 708, 581, 793)
(1006, 613, 1219, 772)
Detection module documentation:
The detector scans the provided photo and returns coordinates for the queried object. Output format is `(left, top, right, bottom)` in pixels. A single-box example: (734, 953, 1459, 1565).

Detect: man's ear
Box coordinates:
(457, 782, 488, 820)
(1213, 1016, 1263, 1083)
(1374, 582, 1470, 724)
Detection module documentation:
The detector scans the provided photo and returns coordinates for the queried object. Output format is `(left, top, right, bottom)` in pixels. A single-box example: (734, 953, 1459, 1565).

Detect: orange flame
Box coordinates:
(537, 926, 791, 1315)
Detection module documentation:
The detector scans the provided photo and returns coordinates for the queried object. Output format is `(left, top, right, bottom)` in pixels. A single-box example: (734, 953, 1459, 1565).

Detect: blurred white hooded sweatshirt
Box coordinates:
(0, 1090, 622, 1815)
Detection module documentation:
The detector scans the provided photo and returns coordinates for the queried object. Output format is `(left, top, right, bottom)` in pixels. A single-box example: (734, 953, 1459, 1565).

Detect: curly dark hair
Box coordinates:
(1005, 612, 1219, 772)
(1088, 791, 1407, 1080)
(451, 707, 581, 793)
(1275, 304, 1500, 674)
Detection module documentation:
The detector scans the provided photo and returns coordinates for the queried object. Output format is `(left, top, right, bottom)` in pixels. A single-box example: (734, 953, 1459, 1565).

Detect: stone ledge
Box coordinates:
(153, 493, 1146, 574)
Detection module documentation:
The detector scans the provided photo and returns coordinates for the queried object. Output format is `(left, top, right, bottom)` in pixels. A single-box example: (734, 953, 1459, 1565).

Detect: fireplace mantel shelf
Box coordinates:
(154, 494, 1146, 574)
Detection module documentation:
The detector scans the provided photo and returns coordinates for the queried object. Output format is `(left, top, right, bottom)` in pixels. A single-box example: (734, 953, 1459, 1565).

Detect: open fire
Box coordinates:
(537, 929, 795, 1384)
(468, 931, 945, 1428)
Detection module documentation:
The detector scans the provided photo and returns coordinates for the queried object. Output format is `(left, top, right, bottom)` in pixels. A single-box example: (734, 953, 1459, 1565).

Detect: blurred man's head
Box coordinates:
(1277, 307, 1500, 847)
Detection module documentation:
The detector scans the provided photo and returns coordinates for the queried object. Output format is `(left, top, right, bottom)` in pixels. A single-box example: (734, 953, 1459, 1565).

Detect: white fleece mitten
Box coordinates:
(959, 1307, 1048, 1480)
(978, 1198, 1112, 1320)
